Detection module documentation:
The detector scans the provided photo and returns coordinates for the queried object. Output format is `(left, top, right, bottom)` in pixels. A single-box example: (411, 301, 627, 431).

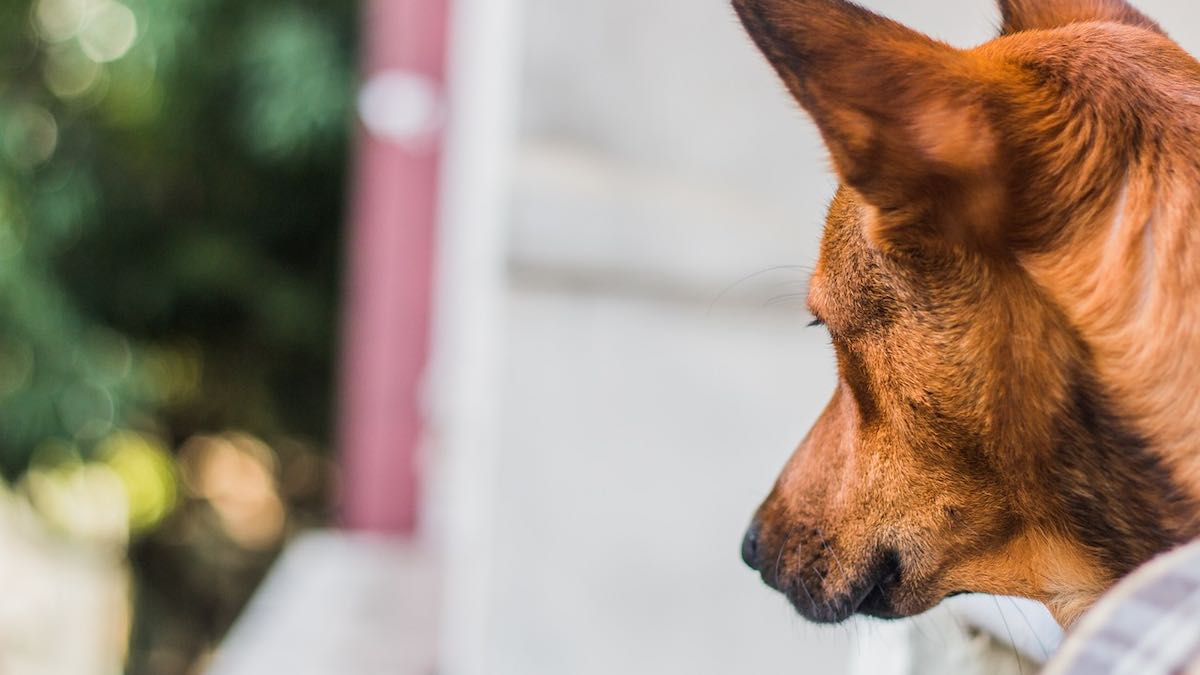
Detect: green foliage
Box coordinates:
(0, 0, 356, 475)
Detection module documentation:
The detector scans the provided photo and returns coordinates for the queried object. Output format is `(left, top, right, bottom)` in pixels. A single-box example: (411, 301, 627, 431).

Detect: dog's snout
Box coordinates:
(741, 519, 763, 571)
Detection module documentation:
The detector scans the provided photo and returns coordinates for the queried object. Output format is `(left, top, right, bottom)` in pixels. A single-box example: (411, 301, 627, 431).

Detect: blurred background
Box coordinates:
(0, 0, 1195, 674)
(0, 0, 348, 673)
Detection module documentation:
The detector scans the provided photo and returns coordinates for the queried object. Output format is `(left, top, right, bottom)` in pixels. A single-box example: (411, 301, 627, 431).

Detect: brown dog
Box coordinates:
(735, 0, 1200, 627)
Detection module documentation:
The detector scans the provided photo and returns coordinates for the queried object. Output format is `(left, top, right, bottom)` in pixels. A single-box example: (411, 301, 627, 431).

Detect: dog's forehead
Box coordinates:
(811, 188, 910, 331)
(814, 189, 863, 288)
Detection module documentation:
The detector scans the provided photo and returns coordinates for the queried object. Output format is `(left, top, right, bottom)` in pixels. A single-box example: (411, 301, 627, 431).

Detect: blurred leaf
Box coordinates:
(238, 7, 350, 161)
(0, 0, 354, 477)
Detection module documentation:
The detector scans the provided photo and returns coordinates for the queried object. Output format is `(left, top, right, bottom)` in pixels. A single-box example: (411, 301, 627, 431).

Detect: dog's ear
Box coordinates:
(998, 0, 1162, 35)
(733, 0, 1006, 251)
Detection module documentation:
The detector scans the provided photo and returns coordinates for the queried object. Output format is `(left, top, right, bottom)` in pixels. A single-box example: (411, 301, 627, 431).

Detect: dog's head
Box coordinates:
(736, 0, 1200, 626)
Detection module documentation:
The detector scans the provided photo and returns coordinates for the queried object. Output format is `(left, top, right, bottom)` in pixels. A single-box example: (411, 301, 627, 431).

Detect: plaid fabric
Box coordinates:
(1044, 540, 1200, 675)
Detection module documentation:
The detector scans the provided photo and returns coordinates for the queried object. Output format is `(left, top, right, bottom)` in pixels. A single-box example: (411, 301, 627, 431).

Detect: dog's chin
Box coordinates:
(855, 581, 907, 620)
(782, 549, 913, 624)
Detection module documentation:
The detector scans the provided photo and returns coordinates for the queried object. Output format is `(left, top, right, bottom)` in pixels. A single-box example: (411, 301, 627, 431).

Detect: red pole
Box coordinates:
(339, 0, 449, 533)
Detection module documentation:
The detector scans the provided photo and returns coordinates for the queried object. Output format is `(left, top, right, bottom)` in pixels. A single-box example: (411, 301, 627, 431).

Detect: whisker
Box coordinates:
(771, 532, 790, 585)
(763, 293, 809, 308)
(796, 582, 823, 629)
(763, 277, 810, 292)
(992, 595, 1025, 675)
(815, 529, 861, 644)
(923, 611, 949, 648)
(798, 541, 839, 619)
(795, 568, 820, 615)
(815, 530, 849, 586)
(707, 264, 810, 315)
(910, 614, 935, 647)
(946, 603, 971, 636)
(1005, 597, 1050, 661)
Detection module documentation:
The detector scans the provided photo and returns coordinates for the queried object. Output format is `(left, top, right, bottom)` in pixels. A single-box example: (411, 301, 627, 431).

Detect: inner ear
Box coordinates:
(998, 0, 1163, 35)
(733, 0, 1008, 252)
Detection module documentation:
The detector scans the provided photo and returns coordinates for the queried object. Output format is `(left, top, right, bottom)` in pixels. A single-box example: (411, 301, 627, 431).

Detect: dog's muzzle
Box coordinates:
(740, 517, 906, 623)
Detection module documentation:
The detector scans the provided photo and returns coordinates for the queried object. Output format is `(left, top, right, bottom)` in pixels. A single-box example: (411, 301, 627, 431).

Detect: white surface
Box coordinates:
(850, 603, 1044, 675)
(0, 491, 126, 675)
(206, 532, 439, 675)
(428, 0, 519, 673)
(485, 288, 849, 675)
(510, 139, 822, 294)
(948, 595, 1063, 664)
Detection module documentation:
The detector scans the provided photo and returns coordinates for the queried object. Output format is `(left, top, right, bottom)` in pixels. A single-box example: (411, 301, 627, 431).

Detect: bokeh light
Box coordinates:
(77, 0, 137, 63)
(3, 104, 58, 169)
(23, 446, 130, 544)
(43, 44, 103, 99)
(34, 0, 89, 43)
(179, 432, 286, 550)
(135, 344, 203, 406)
(98, 431, 177, 535)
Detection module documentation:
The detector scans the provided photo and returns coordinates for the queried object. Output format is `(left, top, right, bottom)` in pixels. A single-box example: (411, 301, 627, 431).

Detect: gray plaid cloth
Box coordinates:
(1044, 540, 1200, 674)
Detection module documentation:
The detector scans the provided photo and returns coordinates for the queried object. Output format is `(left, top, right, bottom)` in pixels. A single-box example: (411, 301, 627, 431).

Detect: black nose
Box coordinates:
(741, 520, 762, 570)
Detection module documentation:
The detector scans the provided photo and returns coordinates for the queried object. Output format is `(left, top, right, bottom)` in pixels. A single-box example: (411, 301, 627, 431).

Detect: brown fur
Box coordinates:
(734, 0, 1200, 627)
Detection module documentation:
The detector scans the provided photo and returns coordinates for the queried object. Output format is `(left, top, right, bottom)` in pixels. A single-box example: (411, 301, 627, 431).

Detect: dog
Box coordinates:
(734, 0, 1200, 628)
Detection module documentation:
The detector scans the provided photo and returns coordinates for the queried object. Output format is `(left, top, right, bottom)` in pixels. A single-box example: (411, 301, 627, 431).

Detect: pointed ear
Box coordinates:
(733, 0, 1006, 250)
(998, 0, 1162, 35)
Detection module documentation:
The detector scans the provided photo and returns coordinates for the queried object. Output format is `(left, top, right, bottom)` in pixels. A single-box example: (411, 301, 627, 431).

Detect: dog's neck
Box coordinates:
(1026, 160, 1200, 494)
(1010, 26, 1200, 508)
(1007, 166, 1200, 624)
